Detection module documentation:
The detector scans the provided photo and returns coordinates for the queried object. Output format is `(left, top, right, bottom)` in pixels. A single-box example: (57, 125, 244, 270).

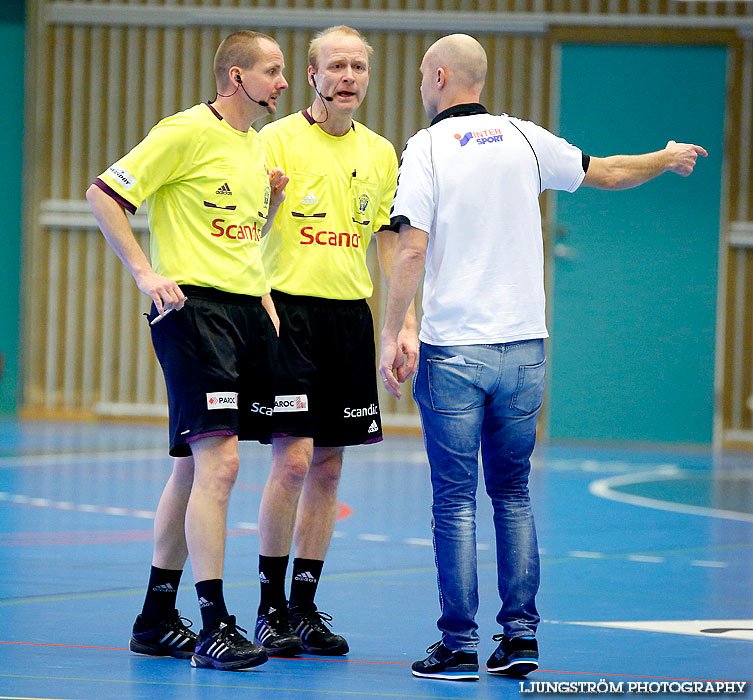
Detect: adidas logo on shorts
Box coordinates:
(294, 571, 317, 583)
(368, 420, 379, 434)
(216, 182, 233, 195)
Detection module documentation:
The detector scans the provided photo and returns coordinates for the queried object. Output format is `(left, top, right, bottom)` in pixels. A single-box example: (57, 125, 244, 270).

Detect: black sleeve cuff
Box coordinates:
(582, 153, 590, 173)
(390, 214, 411, 231)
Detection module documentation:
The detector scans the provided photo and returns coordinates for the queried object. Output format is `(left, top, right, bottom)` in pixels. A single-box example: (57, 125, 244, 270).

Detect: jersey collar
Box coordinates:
(205, 102, 223, 121)
(430, 102, 488, 126)
(301, 109, 356, 132)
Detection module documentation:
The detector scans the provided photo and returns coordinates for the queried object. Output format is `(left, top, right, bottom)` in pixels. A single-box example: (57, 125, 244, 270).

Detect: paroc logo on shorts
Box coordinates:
(274, 394, 309, 413)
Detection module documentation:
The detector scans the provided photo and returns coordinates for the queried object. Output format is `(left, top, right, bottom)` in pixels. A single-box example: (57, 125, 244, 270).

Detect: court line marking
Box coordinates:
(0, 666, 748, 687)
(2, 639, 752, 685)
(1, 542, 742, 606)
(0, 673, 500, 700)
(0, 449, 168, 468)
(589, 467, 753, 522)
(0, 492, 155, 519)
(0, 697, 84, 700)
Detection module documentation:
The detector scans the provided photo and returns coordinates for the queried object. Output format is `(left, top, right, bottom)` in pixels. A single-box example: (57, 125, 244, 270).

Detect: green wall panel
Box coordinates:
(549, 44, 726, 443)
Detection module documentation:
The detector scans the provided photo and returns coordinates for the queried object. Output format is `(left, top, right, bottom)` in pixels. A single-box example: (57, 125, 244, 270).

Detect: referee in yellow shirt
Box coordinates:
(253, 25, 418, 657)
(86, 31, 289, 671)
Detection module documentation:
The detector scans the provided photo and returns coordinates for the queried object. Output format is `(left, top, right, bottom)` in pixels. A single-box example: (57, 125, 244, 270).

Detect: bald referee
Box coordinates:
(87, 31, 288, 671)
(379, 34, 706, 681)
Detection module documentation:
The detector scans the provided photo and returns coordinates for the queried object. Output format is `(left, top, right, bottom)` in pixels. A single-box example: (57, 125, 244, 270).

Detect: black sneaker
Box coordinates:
(130, 609, 198, 659)
(254, 606, 304, 657)
(486, 634, 538, 677)
(288, 605, 349, 656)
(191, 615, 268, 671)
(411, 641, 479, 681)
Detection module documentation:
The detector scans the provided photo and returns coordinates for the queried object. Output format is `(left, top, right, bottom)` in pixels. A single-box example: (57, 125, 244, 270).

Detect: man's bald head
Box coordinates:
(422, 34, 487, 90)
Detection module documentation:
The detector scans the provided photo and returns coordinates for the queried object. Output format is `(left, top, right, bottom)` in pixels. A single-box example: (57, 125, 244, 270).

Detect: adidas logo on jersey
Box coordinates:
(152, 583, 175, 593)
(199, 596, 212, 608)
(294, 571, 317, 583)
(216, 182, 233, 195)
(368, 420, 379, 434)
(301, 192, 318, 205)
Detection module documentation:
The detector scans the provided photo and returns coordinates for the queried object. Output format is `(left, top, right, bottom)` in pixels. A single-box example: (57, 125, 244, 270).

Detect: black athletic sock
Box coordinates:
(141, 566, 183, 622)
(288, 558, 324, 610)
(258, 554, 289, 615)
(195, 578, 229, 631)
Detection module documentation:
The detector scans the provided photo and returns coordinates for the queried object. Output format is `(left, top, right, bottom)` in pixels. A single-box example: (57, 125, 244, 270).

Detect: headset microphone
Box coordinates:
(312, 76, 333, 102)
(235, 74, 269, 108)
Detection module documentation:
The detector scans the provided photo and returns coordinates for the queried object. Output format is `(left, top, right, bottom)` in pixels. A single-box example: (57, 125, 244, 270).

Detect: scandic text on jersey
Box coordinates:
(300, 226, 361, 248)
(211, 218, 262, 242)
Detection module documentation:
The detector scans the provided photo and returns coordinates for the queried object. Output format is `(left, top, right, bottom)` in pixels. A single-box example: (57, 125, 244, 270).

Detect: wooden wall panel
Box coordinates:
(24, 1, 753, 445)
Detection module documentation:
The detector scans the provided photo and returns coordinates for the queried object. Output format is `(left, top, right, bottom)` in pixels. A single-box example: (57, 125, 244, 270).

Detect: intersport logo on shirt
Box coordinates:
(206, 392, 238, 410)
(454, 129, 504, 147)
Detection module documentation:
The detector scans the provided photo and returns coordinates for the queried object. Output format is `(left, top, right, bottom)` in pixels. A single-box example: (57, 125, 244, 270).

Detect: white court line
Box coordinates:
(589, 467, 753, 523)
(359, 533, 390, 542)
(569, 550, 605, 559)
(0, 448, 168, 468)
(235, 522, 259, 530)
(690, 560, 728, 568)
(0, 491, 155, 518)
(627, 555, 666, 563)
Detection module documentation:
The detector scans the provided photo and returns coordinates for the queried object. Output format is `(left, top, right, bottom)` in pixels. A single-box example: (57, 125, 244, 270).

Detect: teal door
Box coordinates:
(548, 44, 726, 443)
(0, 5, 24, 414)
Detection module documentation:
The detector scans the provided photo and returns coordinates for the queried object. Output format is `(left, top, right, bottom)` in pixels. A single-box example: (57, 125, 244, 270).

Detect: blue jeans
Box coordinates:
(413, 339, 545, 651)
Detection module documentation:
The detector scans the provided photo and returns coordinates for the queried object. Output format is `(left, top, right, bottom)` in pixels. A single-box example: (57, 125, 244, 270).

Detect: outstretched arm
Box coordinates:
(86, 184, 185, 316)
(582, 140, 707, 190)
(378, 225, 428, 399)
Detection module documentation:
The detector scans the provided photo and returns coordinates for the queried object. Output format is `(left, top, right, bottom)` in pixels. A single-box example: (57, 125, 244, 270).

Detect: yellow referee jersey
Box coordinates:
(260, 111, 398, 300)
(96, 103, 271, 297)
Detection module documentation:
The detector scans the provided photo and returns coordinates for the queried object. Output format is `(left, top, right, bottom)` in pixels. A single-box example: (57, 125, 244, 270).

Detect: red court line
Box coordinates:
(0, 641, 128, 652)
(0, 641, 749, 682)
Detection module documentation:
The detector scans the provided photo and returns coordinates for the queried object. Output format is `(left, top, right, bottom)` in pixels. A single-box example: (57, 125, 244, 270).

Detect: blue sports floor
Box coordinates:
(0, 419, 751, 699)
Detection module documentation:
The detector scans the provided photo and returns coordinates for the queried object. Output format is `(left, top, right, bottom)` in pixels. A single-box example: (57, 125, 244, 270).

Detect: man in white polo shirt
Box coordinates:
(379, 33, 706, 682)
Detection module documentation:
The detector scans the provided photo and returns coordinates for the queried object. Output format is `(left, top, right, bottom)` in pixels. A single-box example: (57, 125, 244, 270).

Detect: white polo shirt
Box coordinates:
(391, 103, 586, 346)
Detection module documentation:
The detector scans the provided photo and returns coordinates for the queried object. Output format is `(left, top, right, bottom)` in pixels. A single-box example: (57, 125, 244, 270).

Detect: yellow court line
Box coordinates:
(0, 567, 441, 607)
(0, 696, 81, 700)
(0, 674, 497, 700)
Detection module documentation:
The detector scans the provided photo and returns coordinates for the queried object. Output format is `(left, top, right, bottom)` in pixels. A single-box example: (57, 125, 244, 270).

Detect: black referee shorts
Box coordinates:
(148, 285, 278, 457)
(269, 290, 383, 447)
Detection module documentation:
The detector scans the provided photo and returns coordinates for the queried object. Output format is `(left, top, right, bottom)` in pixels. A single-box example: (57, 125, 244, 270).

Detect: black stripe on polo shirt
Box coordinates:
(430, 102, 488, 126)
(390, 214, 411, 231)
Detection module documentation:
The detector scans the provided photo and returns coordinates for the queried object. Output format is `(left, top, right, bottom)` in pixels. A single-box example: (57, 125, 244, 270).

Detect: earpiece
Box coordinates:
(235, 74, 242, 83)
